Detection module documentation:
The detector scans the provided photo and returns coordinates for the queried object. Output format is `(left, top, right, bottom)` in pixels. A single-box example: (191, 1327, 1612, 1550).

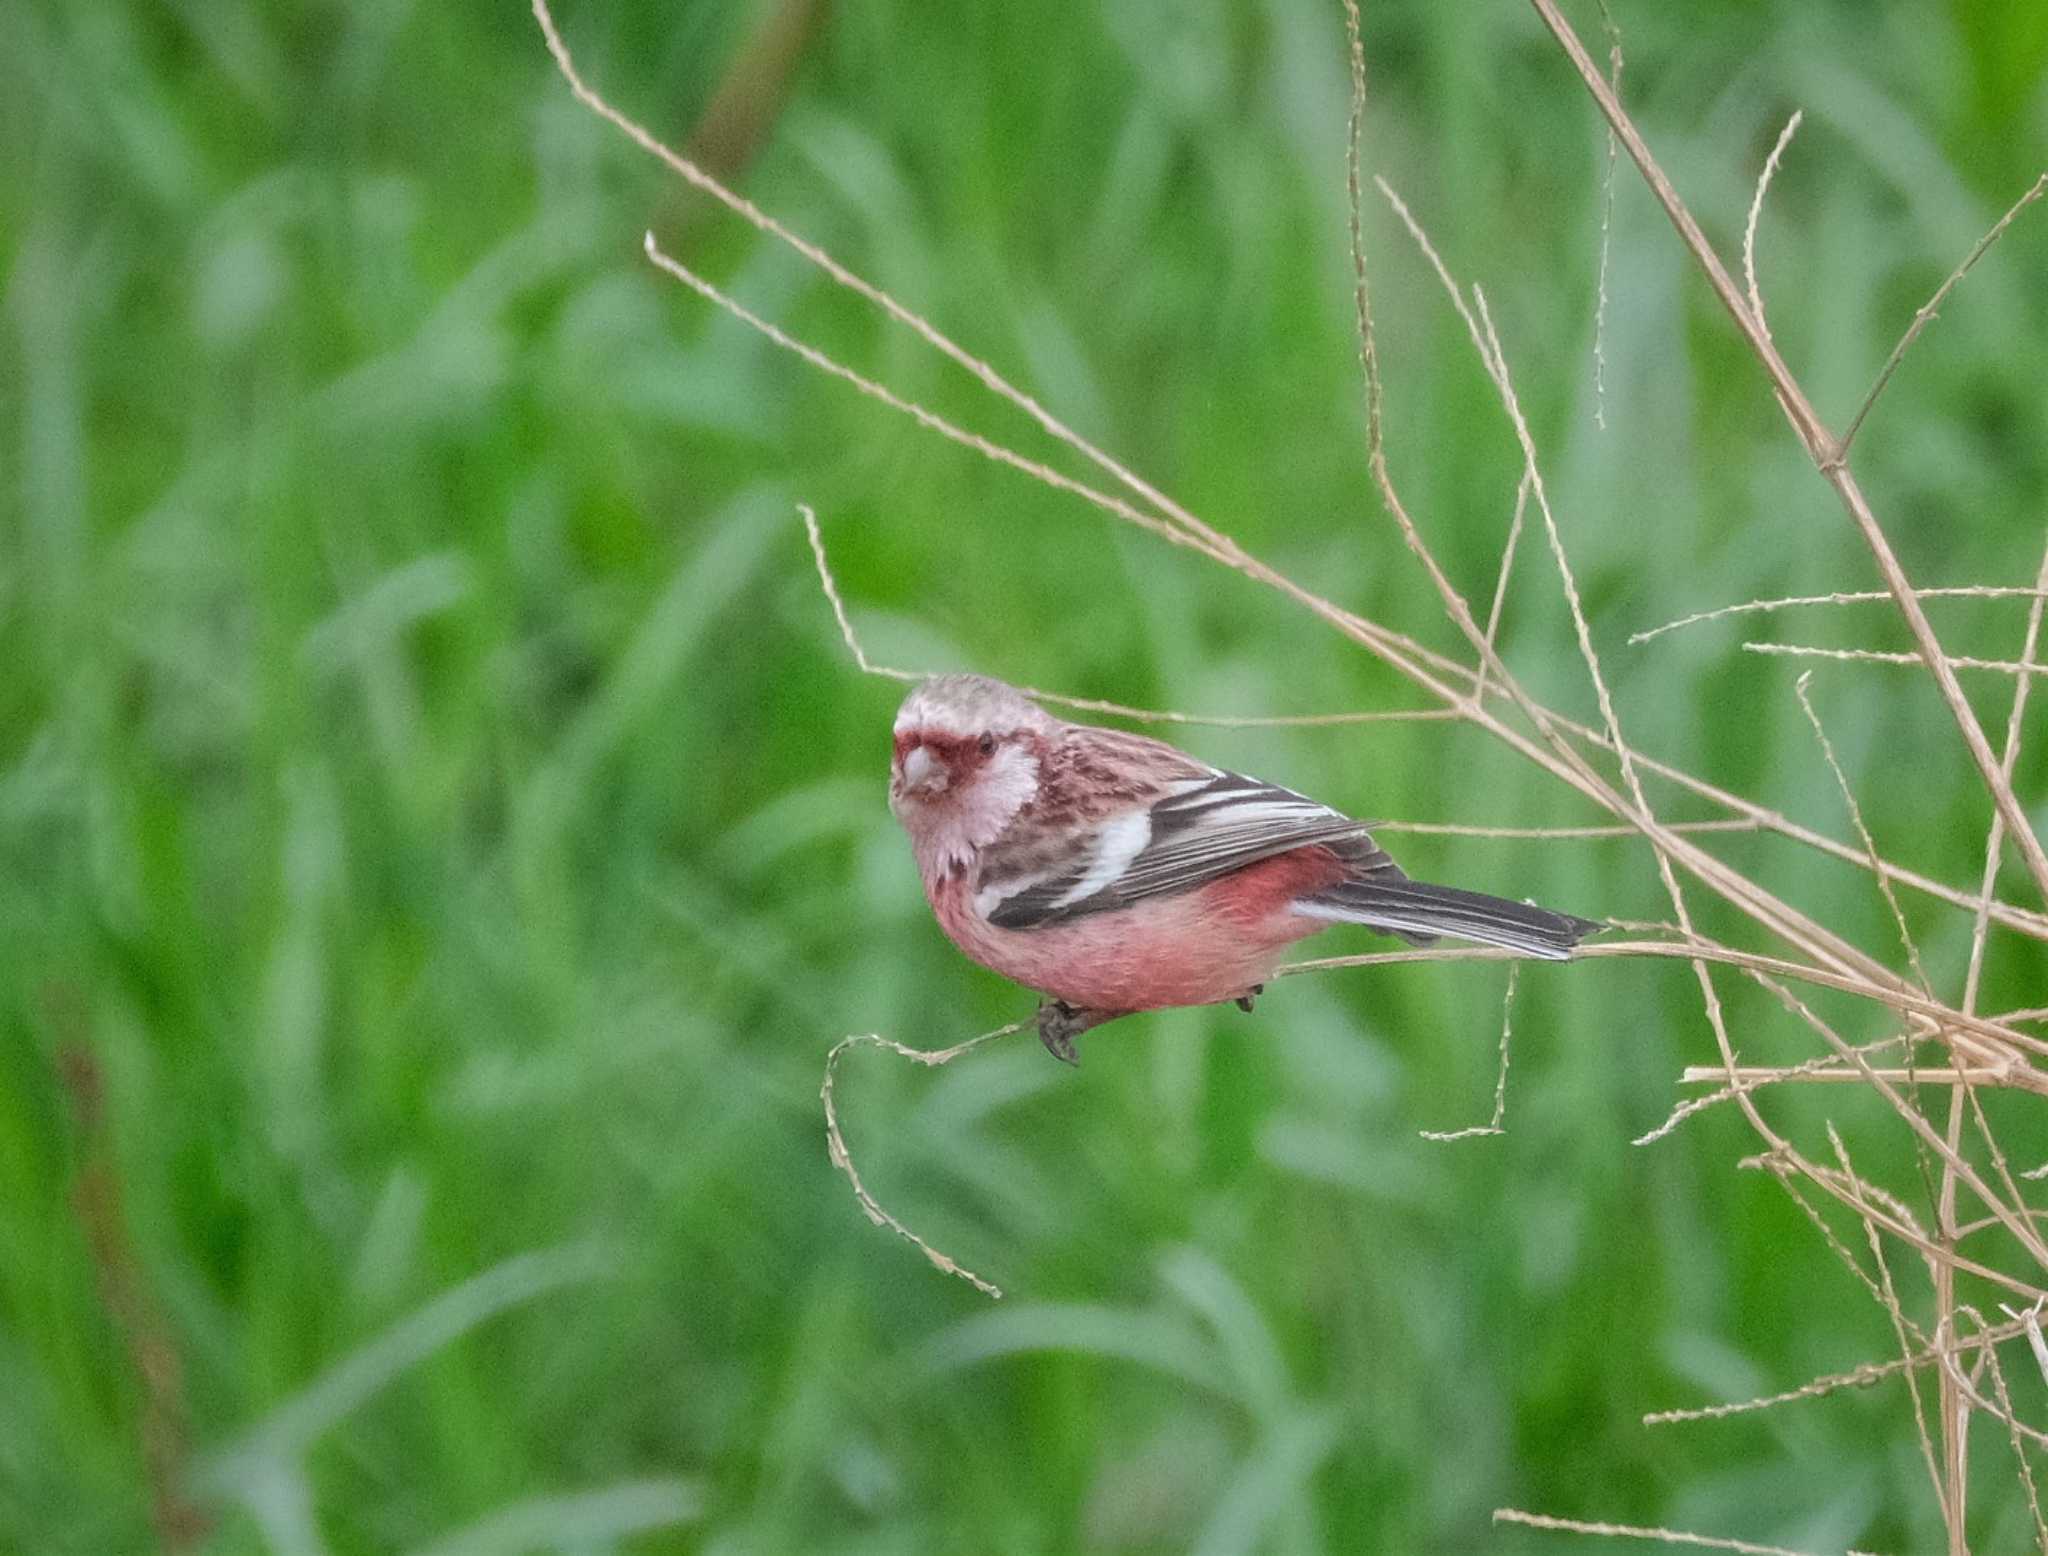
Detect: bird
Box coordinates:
(887, 673, 1601, 1062)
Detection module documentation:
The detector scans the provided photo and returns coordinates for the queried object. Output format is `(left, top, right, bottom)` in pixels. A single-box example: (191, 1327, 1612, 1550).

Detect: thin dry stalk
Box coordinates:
(1637, 1038, 1914, 1146)
(1742, 111, 1803, 348)
(1792, 674, 1930, 994)
(1645, 1304, 2048, 1428)
(1363, 170, 2048, 1367)
(1491, 1508, 1870, 1556)
(1958, 1307, 2048, 1553)
(1470, 473, 1530, 703)
(804, 504, 1447, 730)
(1747, 643, 2048, 678)
(1831, 1124, 1949, 1523)
(820, 1025, 1024, 1300)
(1376, 819, 1757, 841)
(1419, 965, 1518, 1141)
(1839, 170, 2048, 454)
(1589, 0, 1622, 430)
(1632, 587, 2048, 645)
(1762, 1151, 1920, 1331)
(2006, 1300, 2048, 1385)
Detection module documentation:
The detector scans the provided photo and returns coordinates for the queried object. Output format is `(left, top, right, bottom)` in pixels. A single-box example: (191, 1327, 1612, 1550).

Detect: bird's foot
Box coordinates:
(1036, 1000, 1126, 1065)
(1233, 983, 1266, 1014)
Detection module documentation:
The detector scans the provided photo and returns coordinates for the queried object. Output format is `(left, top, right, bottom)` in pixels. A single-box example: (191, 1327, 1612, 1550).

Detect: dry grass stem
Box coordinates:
(1632, 586, 2048, 645)
(820, 1025, 1025, 1301)
(1742, 111, 1803, 348)
(1678, 1065, 2001, 1086)
(1471, 473, 1531, 703)
(1747, 642, 2048, 678)
(2007, 1300, 2048, 1383)
(1419, 964, 1518, 1140)
(1832, 1123, 1949, 1520)
(1792, 673, 1930, 995)
(1638, 1038, 1915, 1147)
(1646, 1303, 2048, 1428)
(1959, 1306, 2048, 1552)
(1589, 0, 1622, 430)
(1290, 942, 2048, 1071)
(1374, 819, 1757, 841)
(1839, 170, 2048, 454)
(1491, 1507, 1871, 1556)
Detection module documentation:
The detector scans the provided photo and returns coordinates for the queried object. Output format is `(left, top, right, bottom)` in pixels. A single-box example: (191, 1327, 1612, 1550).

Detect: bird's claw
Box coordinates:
(1036, 1000, 1122, 1065)
(1234, 983, 1265, 1014)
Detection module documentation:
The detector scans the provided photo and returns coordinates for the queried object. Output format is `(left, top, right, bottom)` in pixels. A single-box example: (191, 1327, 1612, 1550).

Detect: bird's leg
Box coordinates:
(1036, 1000, 1127, 1065)
(1233, 983, 1265, 1014)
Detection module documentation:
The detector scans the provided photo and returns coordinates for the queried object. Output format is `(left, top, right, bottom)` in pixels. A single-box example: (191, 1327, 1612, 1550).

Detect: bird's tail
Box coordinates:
(1301, 876, 1602, 961)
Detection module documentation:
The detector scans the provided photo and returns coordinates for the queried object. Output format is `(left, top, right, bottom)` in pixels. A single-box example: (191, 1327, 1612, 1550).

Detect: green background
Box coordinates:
(5, 0, 2047, 1551)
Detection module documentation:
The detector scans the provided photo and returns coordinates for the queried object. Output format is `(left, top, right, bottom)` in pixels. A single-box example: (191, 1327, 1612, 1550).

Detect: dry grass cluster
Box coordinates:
(533, 1, 2048, 1549)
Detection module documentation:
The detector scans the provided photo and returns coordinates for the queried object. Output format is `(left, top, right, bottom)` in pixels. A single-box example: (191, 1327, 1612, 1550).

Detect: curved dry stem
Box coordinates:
(1742, 111, 1803, 349)
(820, 1025, 1025, 1301)
(1418, 964, 1518, 1141)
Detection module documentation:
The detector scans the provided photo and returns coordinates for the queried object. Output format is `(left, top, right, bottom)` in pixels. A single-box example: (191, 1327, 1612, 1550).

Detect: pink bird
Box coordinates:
(889, 674, 1601, 1062)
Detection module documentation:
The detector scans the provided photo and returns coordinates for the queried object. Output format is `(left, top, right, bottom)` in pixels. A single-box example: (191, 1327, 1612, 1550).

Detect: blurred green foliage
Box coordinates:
(4, 0, 2047, 1551)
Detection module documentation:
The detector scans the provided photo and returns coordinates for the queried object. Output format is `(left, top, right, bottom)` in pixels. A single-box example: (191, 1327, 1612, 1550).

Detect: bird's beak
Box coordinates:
(900, 743, 938, 791)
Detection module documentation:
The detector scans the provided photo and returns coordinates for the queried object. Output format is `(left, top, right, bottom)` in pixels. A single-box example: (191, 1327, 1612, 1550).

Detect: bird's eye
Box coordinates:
(978, 732, 996, 756)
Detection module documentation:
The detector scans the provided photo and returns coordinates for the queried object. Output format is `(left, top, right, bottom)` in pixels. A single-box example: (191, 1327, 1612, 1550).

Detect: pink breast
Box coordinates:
(923, 851, 1339, 1012)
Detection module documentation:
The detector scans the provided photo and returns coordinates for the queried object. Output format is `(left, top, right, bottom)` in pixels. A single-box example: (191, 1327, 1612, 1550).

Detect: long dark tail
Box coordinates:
(1302, 877, 1602, 961)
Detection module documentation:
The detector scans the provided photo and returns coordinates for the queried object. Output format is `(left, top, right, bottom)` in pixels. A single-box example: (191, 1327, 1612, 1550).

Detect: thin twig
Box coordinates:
(1677, 1065, 2007, 1087)
(1589, 0, 1623, 430)
(1832, 1124, 1949, 1525)
(1637, 1038, 1916, 1147)
(1420, 965, 1518, 1140)
(820, 1025, 1024, 1300)
(1374, 819, 1759, 840)
(1492, 1508, 1864, 1556)
(1632, 586, 2048, 645)
(1960, 1306, 2048, 1554)
(1840, 171, 2048, 453)
(1747, 642, 2048, 677)
(1471, 473, 1530, 703)
(1793, 672, 1930, 993)
(1742, 111, 1803, 348)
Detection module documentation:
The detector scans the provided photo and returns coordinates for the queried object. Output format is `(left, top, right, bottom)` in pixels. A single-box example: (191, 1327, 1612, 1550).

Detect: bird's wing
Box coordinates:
(979, 770, 1393, 929)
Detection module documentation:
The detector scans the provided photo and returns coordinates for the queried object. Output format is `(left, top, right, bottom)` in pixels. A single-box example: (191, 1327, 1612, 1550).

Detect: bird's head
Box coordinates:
(889, 675, 1052, 865)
